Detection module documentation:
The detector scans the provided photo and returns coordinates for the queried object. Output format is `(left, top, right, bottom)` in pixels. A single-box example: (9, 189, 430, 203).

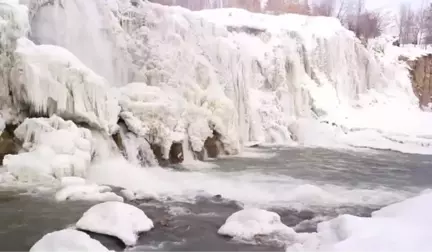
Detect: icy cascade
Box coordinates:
(27, 0, 129, 86)
(117, 122, 158, 167)
(11, 38, 120, 134)
(0, 0, 120, 134)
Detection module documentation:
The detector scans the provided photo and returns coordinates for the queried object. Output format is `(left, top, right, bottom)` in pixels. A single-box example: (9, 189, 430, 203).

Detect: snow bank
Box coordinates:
(30, 229, 111, 252)
(11, 38, 120, 134)
(76, 201, 154, 246)
(286, 191, 432, 252)
(219, 208, 297, 246)
(4, 116, 93, 182)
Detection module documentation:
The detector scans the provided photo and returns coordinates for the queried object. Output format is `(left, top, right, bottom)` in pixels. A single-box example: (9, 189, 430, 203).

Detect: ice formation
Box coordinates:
(11, 38, 120, 134)
(76, 201, 154, 246)
(29, 229, 111, 252)
(219, 208, 297, 246)
(286, 190, 432, 252)
(104, 1, 432, 153)
(0, 0, 425, 161)
(0, 0, 428, 184)
(28, 0, 129, 86)
(3, 116, 93, 182)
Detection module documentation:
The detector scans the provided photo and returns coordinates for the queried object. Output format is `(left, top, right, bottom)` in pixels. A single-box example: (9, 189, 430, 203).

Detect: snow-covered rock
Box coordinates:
(286, 191, 432, 252)
(4, 116, 93, 182)
(76, 201, 154, 246)
(219, 208, 297, 246)
(29, 229, 111, 252)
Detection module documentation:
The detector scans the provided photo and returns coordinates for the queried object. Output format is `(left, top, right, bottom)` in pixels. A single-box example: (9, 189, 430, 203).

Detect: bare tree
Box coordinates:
(265, 0, 311, 15)
(423, 3, 432, 45)
(313, 0, 335, 16)
(226, 0, 261, 12)
(398, 4, 421, 45)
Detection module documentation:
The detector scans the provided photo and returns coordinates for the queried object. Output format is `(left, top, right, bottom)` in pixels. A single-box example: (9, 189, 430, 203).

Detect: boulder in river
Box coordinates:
(0, 124, 21, 165)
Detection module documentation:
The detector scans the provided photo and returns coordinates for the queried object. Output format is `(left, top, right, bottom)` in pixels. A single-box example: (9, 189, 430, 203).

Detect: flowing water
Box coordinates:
(0, 147, 431, 251)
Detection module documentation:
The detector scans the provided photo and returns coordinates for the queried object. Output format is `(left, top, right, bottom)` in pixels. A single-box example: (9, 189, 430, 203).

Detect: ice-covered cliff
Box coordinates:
(0, 0, 431, 182)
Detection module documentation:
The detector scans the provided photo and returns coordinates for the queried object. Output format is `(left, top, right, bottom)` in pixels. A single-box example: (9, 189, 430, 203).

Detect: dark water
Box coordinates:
(0, 147, 431, 251)
(215, 147, 432, 190)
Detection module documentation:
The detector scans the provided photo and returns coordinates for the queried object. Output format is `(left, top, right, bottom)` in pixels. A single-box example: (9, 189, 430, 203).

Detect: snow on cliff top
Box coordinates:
(197, 8, 348, 37)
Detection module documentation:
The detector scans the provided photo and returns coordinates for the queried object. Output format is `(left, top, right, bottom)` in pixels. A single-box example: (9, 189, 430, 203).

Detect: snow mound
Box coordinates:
(76, 201, 154, 246)
(4, 115, 93, 182)
(219, 208, 297, 246)
(29, 229, 111, 252)
(286, 191, 432, 252)
(11, 38, 120, 134)
(55, 181, 124, 202)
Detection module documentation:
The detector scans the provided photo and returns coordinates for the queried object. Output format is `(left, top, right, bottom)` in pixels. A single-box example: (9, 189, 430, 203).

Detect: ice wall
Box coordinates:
(11, 38, 120, 134)
(5, 0, 432, 158)
(112, 2, 431, 153)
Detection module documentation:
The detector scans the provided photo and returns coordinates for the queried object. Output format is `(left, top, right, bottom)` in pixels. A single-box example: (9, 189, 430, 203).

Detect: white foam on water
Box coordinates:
(228, 147, 278, 159)
(86, 157, 412, 210)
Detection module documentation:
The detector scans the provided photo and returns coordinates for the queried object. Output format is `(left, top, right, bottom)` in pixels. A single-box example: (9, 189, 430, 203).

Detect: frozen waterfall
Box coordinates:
(0, 0, 430, 183)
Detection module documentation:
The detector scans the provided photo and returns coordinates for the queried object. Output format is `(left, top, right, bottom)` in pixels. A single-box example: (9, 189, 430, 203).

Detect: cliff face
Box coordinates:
(403, 54, 432, 109)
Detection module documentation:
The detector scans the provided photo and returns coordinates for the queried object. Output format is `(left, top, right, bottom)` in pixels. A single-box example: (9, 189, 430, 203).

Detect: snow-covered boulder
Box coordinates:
(4, 116, 93, 182)
(29, 229, 111, 252)
(219, 208, 297, 246)
(76, 201, 154, 246)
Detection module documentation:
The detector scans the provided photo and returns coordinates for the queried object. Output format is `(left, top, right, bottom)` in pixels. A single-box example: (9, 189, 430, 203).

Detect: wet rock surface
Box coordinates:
(204, 131, 225, 158)
(0, 124, 21, 165)
(401, 54, 432, 108)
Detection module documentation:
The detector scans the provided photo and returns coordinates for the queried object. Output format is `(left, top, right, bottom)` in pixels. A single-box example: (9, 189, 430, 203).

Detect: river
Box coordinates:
(1, 147, 431, 251)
